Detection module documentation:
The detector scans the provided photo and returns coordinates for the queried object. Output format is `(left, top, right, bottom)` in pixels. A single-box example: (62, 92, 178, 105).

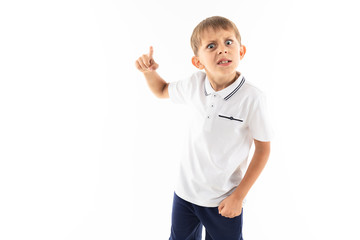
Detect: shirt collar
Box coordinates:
(204, 72, 246, 101)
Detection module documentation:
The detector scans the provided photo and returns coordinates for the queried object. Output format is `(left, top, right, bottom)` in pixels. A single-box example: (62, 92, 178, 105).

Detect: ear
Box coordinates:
(192, 56, 205, 69)
(240, 45, 246, 60)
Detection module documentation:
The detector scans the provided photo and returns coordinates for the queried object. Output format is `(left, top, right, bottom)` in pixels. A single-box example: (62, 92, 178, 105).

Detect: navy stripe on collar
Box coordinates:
(224, 77, 245, 100)
(204, 76, 245, 100)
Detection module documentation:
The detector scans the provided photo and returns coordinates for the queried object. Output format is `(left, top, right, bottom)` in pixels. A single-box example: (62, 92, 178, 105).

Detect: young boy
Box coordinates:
(135, 16, 272, 240)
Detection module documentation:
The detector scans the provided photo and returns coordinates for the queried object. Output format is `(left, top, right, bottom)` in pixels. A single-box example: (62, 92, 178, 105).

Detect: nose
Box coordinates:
(218, 47, 228, 54)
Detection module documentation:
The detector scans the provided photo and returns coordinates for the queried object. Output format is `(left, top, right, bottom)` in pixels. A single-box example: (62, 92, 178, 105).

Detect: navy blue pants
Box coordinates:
(169, 193, 243, 240)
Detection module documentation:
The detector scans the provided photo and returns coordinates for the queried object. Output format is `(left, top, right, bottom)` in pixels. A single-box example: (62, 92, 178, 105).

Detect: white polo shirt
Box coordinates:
(168, 71, 273, 207)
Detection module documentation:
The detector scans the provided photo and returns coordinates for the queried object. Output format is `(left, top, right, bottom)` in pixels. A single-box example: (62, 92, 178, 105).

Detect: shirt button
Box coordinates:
(207, 116, 210, 119)
(211, 105, 214, 107)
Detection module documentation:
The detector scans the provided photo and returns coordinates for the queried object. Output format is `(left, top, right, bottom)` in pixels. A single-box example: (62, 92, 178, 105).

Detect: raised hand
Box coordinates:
(135, 46, 159, 73)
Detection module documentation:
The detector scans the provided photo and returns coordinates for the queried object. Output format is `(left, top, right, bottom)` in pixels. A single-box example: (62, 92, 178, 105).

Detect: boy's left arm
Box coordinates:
(218, 140, 271, 218)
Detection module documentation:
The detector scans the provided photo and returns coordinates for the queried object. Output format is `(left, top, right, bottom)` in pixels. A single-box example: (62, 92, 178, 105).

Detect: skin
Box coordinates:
(135, 27, 271, 218)
(218, 139, 270, 218)
(191, 27, 246, 91)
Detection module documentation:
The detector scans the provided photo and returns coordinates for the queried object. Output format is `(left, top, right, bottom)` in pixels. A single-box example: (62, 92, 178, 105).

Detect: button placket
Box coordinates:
(207, 95, 219, 120)
(204, 94, 221, 131)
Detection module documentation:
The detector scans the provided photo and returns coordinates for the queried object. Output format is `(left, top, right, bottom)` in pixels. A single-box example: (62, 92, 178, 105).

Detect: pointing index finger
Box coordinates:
(149, 46, 154, 59)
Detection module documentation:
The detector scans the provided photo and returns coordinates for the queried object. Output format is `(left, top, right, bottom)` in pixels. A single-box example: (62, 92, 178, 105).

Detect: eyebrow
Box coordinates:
(204, 36, 235, 43)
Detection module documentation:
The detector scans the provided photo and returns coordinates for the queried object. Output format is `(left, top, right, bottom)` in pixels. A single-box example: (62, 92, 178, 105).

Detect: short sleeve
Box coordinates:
(248, 93, 273, 142)
(168, 78, 191, 105)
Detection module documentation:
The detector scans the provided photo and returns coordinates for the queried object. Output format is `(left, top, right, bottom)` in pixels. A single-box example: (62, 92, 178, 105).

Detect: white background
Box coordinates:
(1, 0, 359, 239)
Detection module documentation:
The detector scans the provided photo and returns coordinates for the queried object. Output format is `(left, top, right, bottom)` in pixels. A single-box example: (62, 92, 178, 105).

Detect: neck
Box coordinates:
(208, 71, 240, 91)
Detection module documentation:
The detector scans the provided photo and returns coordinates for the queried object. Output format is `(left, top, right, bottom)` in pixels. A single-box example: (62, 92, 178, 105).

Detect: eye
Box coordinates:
(226, 40, 233, 45)
(207, 43, 215, 49)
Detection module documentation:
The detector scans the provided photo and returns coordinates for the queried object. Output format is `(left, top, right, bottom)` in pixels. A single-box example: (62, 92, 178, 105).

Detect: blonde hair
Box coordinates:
(190, 16, 241, 56)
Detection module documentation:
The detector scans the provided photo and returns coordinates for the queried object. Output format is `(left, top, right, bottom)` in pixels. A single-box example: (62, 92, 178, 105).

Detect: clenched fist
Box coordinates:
(135, 46, 159, 73)
(218, 193, 243, 218)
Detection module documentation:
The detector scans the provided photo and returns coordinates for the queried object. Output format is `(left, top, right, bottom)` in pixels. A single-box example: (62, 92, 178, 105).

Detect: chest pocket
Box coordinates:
(212, 113, 246, 138)
(218, 114, 243, 122)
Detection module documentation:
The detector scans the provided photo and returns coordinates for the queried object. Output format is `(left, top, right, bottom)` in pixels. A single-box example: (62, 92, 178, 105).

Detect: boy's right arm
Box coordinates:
(135, 46, 169, 99)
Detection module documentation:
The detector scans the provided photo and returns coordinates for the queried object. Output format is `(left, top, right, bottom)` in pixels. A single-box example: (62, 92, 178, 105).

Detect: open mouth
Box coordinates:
(217, 60, 232, 65)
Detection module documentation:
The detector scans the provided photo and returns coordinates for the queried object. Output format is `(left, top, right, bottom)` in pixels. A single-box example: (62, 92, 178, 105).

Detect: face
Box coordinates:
(192, 28, 246, 81)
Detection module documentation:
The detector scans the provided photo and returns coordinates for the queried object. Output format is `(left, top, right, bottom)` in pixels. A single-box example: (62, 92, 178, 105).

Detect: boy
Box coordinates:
(135, 16, 272, 240)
